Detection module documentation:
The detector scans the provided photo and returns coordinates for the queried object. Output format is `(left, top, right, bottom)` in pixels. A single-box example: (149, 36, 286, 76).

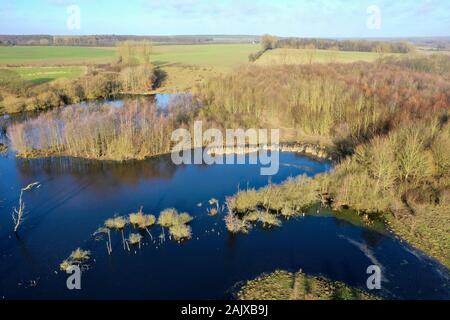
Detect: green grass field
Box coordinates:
(0, 44, 397, 90)
(255, 48, 401, 65)
(0, 46, 116, 66)
(0, 44, 257, 89)
(0, 44, 258, 67)
(12, 66, 86, 84)
(151, 44, 258, 67)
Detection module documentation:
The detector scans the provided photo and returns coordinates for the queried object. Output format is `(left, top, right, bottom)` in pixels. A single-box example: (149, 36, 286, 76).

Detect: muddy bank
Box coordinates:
(206, 143, 336, 161)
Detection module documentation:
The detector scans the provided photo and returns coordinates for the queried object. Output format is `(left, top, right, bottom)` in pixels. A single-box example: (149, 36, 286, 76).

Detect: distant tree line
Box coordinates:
(275, 37, 415, 53)
(0, 35, 253, 47)
(249, 35, 416, 62)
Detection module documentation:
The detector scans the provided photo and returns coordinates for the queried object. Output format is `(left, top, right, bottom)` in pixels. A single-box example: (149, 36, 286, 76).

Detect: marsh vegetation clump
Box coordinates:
(8, 102, 176, 161)
(70, 248, 91, 262)
(128, 233, 143, 249)
(258, 212, 282, 228)
(129, 208, 156, 231)
(105, 216, 128, 230)
(227, 189, 261, 214)
(207, 198, 220, 216)
(158, 208, 179, 228)
(280, 206, 296, 219)
(242, 210, 260, 223)
(0, 143, 7, 154)
(237, 270, 379, 300)
(158, 208, 194, 242)
(158, 209, 193, 227)
(59, 260, 72, 272)
(256, 177, 317, 213)
(168, 223, 192, 241)
(105, 216, 129, 250)
(225, 176, 318, 232)
(177, 212, 193, 224)
(224, 212, 251, 234)
(60, 248, 91, 272)
(208, 207, 218, 216)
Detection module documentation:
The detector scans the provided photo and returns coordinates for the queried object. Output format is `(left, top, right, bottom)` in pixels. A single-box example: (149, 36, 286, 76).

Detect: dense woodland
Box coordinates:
(273, 37, 416, 53)
(195, 63, 449, 152)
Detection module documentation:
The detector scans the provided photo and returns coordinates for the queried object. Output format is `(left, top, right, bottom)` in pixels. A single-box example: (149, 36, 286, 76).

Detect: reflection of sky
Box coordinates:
(1, 0, 449, 37)
(155, 93, 192, 109)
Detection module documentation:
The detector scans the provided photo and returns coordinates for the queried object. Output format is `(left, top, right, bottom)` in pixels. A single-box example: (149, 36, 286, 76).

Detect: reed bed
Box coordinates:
(9, 101, 175, 161)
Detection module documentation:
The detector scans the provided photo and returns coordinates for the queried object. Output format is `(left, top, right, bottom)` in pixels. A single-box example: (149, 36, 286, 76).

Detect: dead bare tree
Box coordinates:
(12, 182, 40, 233)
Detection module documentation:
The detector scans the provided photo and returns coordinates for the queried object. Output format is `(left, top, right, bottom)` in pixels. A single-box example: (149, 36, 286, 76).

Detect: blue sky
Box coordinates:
(1, 0, 449, 37)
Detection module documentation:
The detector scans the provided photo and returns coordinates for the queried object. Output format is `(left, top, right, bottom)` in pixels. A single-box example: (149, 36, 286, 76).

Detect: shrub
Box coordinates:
(169, 223, 192, 241)
(280, 206, 296, 218)
(258, 212, 282, 228)
(177, 212, 193, 224)
(243, 210, 260, 223)
(105, 216, 128, 230)
(70, 248, 91, 262)
(225, 212, 251, 234)
(158, 208, 179, 228)
(128, 233, 143, 245)
(119, 64, 156, 93)
(227, 189, 261, 213)
(0, 95, 25, 114)
(129, 209, 156, 229)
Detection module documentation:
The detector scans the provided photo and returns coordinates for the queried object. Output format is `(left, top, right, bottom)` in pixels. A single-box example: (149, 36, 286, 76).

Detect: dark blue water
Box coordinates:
(0, 151, 449, 300)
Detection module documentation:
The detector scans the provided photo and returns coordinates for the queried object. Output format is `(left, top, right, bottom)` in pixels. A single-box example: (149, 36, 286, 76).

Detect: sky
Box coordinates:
(0, 0, 449, 37)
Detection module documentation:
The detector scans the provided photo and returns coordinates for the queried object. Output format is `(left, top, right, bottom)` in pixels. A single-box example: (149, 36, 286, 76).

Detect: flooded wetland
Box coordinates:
(0, 97, 449, 300)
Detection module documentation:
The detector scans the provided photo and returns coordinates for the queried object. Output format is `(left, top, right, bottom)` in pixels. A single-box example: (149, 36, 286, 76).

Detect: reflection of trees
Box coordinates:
(333, 216, 385, 249)
(15, 155, 179, 188)
(360, 229, 384, 248)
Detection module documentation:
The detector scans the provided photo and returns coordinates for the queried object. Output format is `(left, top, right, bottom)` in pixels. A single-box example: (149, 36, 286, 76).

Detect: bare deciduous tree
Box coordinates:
(12, 182, 40, 233)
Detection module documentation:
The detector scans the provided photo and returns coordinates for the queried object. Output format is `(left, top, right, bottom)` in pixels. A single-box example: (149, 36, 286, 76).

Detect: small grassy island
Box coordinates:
(238, 271, 379, 300)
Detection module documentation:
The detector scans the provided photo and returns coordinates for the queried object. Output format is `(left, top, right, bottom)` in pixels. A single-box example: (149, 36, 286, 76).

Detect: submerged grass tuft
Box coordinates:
(60, 248, 91, 272)
(128, 233, 143, 246)
(70, 248, 91, 262)
(129, 209, 156, 229)
(258, 212, 282, 228)
(177, 212, 193, 224)
(225, 212, 251, 234)
(158, 208, 194, 242)
(169, 223, 193, 241)
(158, 209, 193, 227)
(105, 216, 128, 230)
(158, 208, 179, 228)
